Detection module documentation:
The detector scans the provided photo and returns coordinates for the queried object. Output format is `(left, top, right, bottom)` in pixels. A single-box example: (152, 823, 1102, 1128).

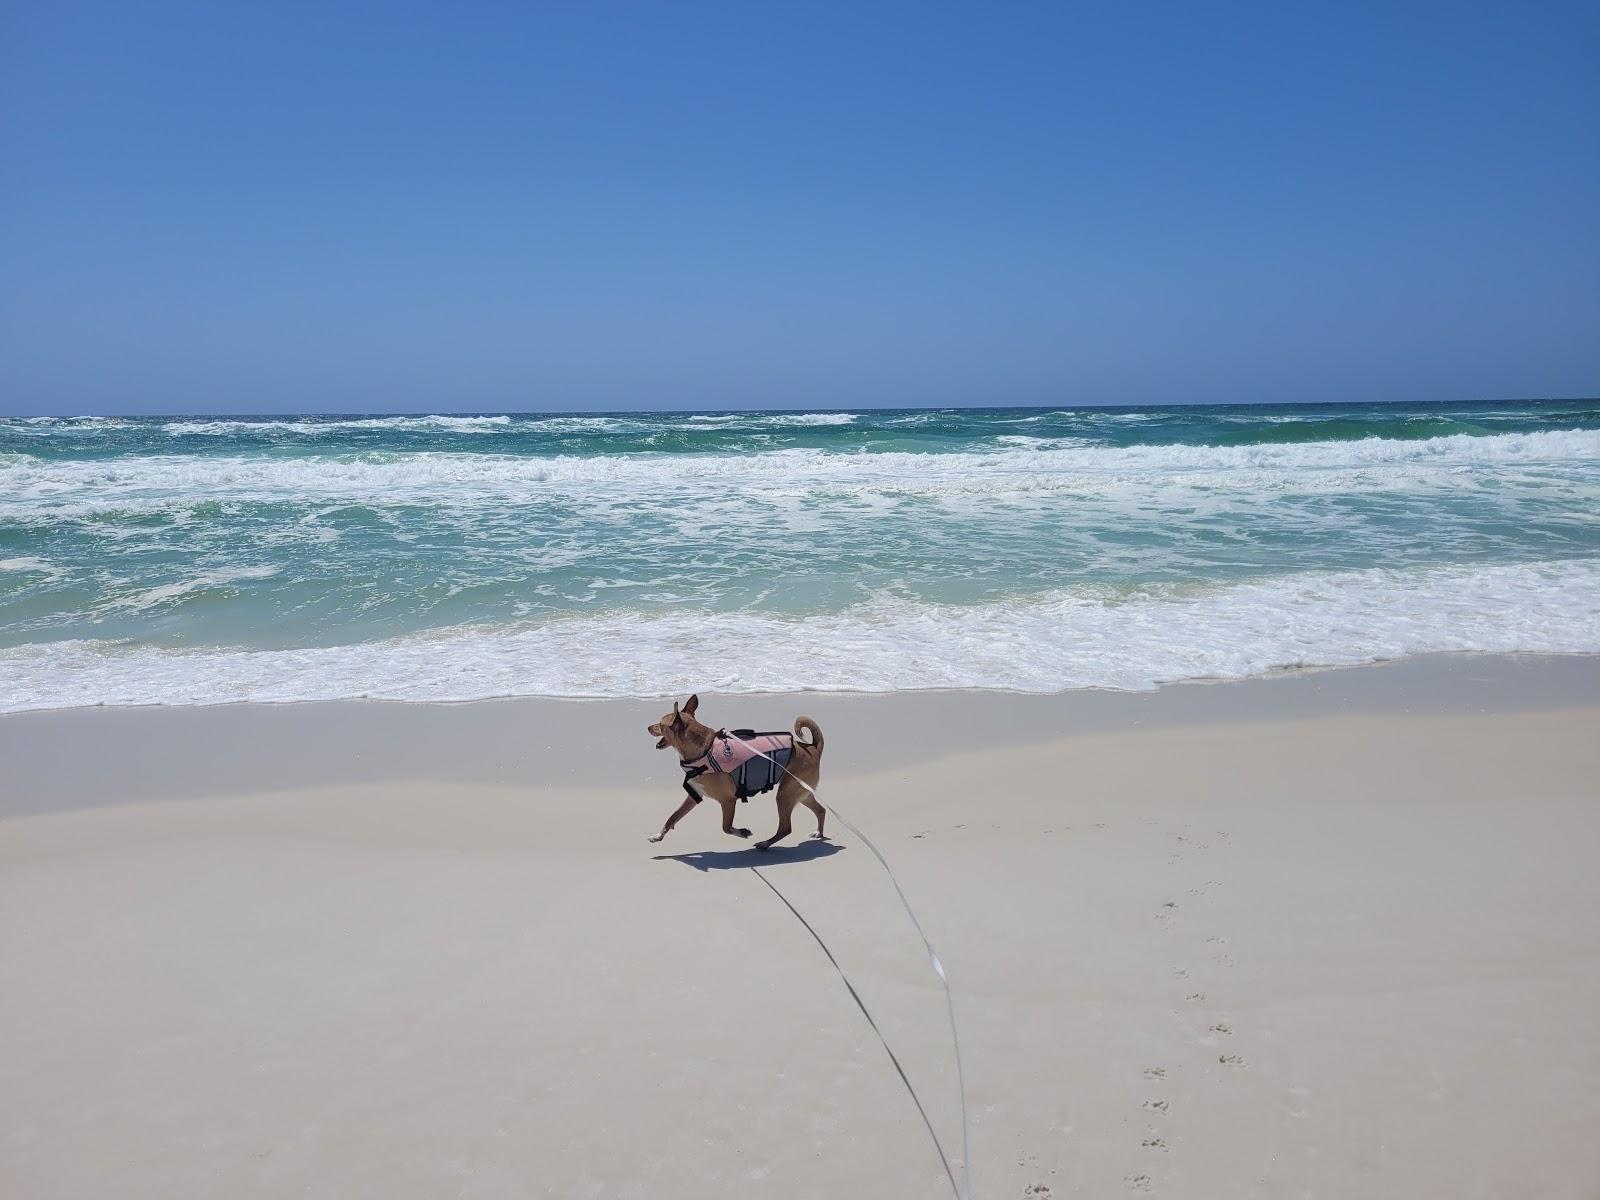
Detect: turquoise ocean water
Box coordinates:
(2, 401, 1598, 711)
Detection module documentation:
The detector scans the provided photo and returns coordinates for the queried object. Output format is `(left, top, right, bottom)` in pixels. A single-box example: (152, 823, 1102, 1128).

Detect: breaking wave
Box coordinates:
(3, 429, 1596, 519)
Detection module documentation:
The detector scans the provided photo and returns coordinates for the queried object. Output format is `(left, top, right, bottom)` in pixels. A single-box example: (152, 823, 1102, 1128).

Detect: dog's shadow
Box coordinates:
(653, 838, 844, 872)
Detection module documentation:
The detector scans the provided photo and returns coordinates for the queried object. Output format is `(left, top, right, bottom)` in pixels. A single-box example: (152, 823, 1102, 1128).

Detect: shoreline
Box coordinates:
(8, 645, 1600, 712)
(3, 651, 1596, 817)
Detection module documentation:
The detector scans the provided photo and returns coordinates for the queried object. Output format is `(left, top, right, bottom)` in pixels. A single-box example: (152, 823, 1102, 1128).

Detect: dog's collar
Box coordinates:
(678, 728, 721, 774)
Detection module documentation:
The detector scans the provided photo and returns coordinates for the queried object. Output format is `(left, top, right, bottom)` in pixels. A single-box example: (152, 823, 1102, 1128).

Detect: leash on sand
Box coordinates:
(724, 732, 974, 1200)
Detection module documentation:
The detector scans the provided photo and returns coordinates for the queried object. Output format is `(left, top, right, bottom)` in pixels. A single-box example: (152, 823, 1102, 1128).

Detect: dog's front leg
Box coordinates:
(716, 794, 751, 839)
(756, 791, 799, 851)
(648, 794, 698, 843)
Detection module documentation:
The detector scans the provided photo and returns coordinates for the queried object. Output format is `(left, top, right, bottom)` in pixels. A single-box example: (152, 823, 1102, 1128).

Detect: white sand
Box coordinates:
(3, 658, 1599, 1198)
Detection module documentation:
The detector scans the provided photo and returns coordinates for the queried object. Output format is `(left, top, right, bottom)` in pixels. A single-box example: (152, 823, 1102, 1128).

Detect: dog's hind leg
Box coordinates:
(800, 795, 827, 840)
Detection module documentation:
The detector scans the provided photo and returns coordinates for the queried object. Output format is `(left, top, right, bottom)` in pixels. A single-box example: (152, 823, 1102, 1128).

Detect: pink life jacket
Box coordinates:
(681, 729, 795, 799)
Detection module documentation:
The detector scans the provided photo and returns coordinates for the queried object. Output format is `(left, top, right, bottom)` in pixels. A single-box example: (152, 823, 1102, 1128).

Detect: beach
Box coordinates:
(4, 654, 1598, 1198)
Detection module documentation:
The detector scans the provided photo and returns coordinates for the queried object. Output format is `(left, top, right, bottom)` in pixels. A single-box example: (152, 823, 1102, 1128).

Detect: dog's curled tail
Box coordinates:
(794, 716, 824, 751)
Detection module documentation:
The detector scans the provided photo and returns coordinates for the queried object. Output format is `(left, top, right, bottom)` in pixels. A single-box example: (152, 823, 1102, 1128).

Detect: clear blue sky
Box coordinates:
(2, 1, 1596, 414)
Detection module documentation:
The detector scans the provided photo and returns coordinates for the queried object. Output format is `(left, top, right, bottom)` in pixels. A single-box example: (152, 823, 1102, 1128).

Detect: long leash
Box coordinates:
(750, 867, 961, 1199)
(723, 731, 974, 1200)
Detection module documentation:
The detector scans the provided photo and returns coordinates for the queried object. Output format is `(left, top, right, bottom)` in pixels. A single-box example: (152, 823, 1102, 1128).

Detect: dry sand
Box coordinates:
(3, 655, 1599, 1198)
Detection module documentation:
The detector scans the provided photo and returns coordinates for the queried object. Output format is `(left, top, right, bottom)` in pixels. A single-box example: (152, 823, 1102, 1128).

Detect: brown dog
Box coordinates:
(647, 694, 825, 850)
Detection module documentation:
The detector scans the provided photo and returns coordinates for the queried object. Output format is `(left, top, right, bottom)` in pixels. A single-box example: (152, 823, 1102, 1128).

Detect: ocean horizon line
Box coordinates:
(6, 395, 1599, 421)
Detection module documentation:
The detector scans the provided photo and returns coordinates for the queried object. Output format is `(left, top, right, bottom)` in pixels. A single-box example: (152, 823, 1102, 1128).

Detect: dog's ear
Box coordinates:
(683, 693, 699, 716)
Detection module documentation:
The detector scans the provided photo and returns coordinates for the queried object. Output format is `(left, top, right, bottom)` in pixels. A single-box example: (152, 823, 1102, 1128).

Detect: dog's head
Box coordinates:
(647, 694, 706, 756)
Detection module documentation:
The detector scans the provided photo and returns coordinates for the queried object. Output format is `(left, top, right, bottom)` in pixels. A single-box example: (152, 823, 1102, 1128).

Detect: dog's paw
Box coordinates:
(733, 827, 752, 838)
(647, 834, 666, 844)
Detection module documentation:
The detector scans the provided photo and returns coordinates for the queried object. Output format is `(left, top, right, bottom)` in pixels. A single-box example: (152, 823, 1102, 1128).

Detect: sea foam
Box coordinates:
(2, 559, 1596, 712)
(161, 415, 515, 436)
